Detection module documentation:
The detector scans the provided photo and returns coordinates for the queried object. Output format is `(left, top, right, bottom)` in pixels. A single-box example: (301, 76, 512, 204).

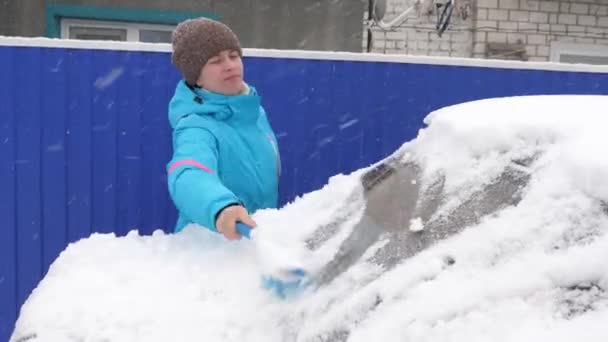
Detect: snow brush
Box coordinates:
(236, 222, 311, 298)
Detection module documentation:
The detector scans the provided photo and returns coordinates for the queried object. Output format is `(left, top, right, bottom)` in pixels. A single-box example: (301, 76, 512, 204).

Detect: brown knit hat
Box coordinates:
(171, 18, 242, 85)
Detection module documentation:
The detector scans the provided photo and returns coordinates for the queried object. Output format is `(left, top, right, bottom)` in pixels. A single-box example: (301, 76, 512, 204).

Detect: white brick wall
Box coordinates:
(365, 0, 473, 57)
(475, 0, 608, 62)
(364, 0, 608, 64)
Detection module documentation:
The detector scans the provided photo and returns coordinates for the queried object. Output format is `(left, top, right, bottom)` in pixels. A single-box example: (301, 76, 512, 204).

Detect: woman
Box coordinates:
(167, 18, 280, 240)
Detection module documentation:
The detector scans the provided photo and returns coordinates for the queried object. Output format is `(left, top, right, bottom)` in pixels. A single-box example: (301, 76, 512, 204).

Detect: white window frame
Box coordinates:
(550, 42, 608, 65)
(60, 18, 175, 42)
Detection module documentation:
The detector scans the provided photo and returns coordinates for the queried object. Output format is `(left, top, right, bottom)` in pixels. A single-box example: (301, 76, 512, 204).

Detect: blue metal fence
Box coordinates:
(1, 41, 607, 340)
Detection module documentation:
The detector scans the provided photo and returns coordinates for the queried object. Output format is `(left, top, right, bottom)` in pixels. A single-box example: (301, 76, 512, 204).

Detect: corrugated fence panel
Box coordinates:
(0, 43, 607, 340)
(91, 50, 119, 235)
(138, 51, 177, 234)
(0, 44, 17, 341)
(66, 48, 93, 244)
(116, 52, 143, 236)
(14, 47, 43, 319)
(40, 47, 69, 273)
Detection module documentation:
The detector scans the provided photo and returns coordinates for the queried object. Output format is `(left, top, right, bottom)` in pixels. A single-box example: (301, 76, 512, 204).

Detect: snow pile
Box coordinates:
(11, 95, 608, 342)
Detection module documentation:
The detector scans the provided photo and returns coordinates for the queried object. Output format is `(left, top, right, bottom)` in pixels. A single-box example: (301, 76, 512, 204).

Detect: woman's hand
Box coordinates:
(215, 205, 257, 240)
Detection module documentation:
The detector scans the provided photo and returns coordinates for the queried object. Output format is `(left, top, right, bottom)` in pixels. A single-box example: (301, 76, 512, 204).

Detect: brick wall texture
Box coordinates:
(365, 0, 608, 62)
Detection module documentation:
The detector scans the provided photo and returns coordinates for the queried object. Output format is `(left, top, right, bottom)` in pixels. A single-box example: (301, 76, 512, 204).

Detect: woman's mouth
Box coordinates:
(224, 74, 241, 81)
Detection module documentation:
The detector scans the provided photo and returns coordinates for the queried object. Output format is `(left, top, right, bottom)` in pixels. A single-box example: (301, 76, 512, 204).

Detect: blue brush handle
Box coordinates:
(236, 222, 253, 239)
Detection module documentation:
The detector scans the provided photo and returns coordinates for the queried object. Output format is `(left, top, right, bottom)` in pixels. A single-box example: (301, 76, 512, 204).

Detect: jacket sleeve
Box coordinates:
(167, 127, 240, 232)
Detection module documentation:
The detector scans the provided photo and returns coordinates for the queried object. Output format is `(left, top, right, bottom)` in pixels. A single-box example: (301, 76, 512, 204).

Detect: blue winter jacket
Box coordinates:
(167, 80, 280, 232)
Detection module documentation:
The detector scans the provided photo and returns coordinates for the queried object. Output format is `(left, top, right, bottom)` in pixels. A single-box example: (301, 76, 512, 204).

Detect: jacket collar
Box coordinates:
(168, 80, 261, 128)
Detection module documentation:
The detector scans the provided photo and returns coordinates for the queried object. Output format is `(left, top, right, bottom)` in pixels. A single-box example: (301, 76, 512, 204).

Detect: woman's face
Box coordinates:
(196, 49, 244, 95)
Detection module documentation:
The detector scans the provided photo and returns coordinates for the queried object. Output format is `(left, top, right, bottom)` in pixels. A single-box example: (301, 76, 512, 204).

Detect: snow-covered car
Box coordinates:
(11, 95, 608, 342)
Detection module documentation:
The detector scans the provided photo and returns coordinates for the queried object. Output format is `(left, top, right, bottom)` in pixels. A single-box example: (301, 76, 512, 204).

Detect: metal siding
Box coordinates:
(92, 50, 119, 235)
(116, 51, 143, 236)
(0, 45, 607, 340)
(66, 48, 93, 244)
(333, 60, 362, 177)
(138, 51, 176, 234)
(0, 46, 17, 341)
(307, 59, 333, 192)
(14, 47, 43, 314)
(41, 47, 68, 271)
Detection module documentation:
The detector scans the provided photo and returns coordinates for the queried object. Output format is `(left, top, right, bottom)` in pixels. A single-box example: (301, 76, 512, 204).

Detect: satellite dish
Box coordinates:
(372, 0, 387, 22)
(368, 0, 414, 31)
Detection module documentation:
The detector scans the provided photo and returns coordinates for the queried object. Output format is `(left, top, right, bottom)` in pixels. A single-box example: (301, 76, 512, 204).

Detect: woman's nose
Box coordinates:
(223, 59, 234, 70)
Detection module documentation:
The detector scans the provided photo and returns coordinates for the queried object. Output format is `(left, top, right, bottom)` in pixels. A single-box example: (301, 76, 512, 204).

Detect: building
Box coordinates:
(366, 0, 608, 64)
(1, 0, 607, 63)
(0, 0, 364, 52)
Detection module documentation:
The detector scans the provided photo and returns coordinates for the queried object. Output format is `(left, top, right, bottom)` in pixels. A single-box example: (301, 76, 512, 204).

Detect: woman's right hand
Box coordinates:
(215, 205, 257, 240)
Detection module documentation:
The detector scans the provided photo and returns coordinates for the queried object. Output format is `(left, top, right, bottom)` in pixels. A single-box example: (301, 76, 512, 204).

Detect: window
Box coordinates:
(61, 18, 174, 43)
(550, 42, 608, 65)
(139, 29, 173, 43)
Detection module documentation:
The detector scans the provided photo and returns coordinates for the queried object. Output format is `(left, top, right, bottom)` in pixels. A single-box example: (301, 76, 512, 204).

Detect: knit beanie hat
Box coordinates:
(171, 18, 242, 85)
